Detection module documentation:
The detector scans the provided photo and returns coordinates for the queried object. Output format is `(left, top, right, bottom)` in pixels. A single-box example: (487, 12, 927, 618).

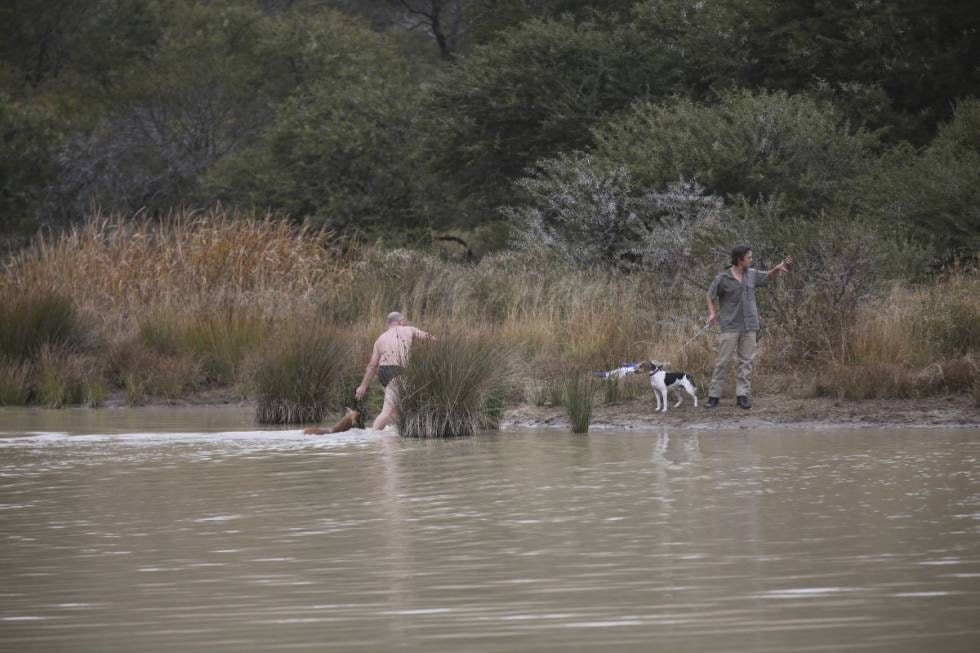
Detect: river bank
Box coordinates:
(19, 391, 973, 433)
(505, 394, 980, 431)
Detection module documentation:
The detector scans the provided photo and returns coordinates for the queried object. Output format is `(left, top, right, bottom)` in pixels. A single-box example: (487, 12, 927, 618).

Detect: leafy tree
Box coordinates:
(855, 99, 980, 262)
(0, 0, 166, 90)
(591, 90, 881, 216)
(421, 15, 656, 225)
(506, 154, 724, 274)
(49, 2, 279, 217)
(0, 95, 63, 240)
(203, 10, 420, 233)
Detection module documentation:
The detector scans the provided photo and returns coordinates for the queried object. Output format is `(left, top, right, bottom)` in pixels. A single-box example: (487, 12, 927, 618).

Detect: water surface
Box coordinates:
(1, 407, 978, 651)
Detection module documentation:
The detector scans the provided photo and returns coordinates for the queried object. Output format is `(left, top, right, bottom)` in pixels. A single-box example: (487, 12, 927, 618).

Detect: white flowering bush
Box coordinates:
(506, 154, 725, 275)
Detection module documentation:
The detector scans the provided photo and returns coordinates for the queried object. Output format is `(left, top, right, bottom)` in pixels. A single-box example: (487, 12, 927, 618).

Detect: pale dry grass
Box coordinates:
(3, 208, 341, 322)
(1, 210, 976, 408)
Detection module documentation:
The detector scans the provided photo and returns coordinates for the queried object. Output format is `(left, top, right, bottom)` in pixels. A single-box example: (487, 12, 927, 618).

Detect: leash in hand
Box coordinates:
(352, 397, 368, 430)
(676, 322, 713, 354)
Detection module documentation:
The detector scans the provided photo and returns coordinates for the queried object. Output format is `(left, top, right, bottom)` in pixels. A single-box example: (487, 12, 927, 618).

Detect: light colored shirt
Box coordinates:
(373, 325, 427, 366)
(707, 267, 769, 332)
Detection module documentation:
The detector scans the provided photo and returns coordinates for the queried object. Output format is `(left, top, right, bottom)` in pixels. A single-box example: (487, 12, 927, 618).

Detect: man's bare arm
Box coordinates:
(355, 346, 381, 400)
(767, 256, 794, 278)
(414, 327, 435, 341)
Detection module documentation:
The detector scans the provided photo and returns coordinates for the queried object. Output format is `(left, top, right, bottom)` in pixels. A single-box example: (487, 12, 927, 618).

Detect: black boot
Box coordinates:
(705, 396, 719, 409)
(736, 395, 751, 409)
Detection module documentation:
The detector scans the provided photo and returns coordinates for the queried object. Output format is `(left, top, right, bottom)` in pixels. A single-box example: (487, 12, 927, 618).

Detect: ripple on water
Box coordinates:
(0, 424, 978, 652)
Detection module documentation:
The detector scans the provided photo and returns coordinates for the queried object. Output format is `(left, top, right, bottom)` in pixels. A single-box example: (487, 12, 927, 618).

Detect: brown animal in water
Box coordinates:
(303, 407, 362, 435)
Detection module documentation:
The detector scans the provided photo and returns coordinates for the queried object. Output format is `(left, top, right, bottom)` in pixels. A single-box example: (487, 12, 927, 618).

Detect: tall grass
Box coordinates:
(0, 358, 32, 405)
(817, 273, 980, 399)
(0, 290, 81, 360)
(3, 209, 340, 320)
(397, 335, 518, 438)
(0, 210, 976, 409)
(251, 326, 359, 424)
(563, 370, 598, 433)
(139, 308, 268, 384)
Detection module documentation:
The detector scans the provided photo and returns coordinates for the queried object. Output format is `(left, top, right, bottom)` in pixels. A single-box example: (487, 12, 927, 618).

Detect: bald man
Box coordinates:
(354, 312, 433, 430)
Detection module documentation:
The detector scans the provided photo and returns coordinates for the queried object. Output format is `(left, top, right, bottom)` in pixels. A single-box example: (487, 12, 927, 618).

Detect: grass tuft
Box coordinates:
(36, 346, 86, 408)
(397, 334, 518, 438)
(0, 291, 81, 360)
(0, 358, 33, 405)
(252, 325, 358, 424)
(564, 370, 598, 434)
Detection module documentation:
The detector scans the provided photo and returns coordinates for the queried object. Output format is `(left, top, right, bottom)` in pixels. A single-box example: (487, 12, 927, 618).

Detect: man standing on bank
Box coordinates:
(705, 245, 793, 410)
(354, 312, 433, 430)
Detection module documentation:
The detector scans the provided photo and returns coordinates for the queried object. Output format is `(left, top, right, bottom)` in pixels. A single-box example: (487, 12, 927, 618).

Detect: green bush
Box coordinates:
(591, 90, 880, 216)
(422, 15, 652, 223)
(0, 291, 81, 360)
(252, 326, 359, 425)
(855, 99, 980, 263)
(139, 308, 268, 385)
(36, 346, 85, 408)
(563, 370, 597, 434)
(397, 334, 517, 438)
(0, 358, 32, 405)
(110, 340, 203, 405)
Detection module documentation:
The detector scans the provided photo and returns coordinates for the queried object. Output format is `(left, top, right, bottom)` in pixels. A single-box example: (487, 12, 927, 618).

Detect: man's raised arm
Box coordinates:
(766, 256, 794, 278)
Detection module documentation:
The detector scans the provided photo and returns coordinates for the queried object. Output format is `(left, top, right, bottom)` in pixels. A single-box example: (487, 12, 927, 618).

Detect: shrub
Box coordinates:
(110, 340, 203, 405)
(36, 346, 86, 408)
(0, 291, 80, 360)
(855, 99, 980, 262)
(181, 308, 268, 384)
(0, 358, 32, 405)
(252, 326, 358, 424)
(591, 90, 880, 216)
(507, 156, 724, 274)
(397, 334, 517, 438)
(563, 370, 597, 434)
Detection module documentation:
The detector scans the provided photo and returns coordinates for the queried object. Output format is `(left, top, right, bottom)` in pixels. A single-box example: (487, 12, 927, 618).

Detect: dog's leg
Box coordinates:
(682, 379, 699, 407)
(655, 379, 668, 413)
(650, 376, 663, 412)
(672, 386, 683, 408)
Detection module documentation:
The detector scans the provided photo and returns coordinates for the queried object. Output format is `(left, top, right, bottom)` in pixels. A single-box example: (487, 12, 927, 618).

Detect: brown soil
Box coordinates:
(503, 395, 980, 430)
(113, 387, 979, 431)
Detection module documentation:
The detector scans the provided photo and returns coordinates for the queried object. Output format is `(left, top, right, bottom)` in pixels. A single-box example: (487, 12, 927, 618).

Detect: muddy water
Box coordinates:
(0, 407, 978, 652)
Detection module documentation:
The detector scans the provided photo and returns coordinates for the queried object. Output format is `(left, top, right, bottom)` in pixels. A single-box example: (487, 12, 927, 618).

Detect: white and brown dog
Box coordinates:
(636, 360, 699, 412)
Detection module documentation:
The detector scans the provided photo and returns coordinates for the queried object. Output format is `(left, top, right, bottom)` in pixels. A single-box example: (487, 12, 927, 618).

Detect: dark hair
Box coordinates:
(730, 244, 752, 266)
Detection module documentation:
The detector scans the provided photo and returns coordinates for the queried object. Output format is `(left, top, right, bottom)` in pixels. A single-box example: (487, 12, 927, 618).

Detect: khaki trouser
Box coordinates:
(708, 331, 757, 398)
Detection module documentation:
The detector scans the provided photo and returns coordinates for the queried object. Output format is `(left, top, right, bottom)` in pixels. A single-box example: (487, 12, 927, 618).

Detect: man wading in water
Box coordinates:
(355, 312, 433, 430)
(705, 245, 793, 410)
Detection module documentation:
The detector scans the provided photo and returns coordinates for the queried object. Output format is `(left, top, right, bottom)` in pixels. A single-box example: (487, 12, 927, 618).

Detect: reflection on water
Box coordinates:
(0, 407, 978, 652)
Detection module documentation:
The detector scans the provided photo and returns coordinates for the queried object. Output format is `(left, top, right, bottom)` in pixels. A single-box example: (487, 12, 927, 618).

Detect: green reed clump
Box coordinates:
(36, 346, 86, 408)
(84, 377, 107, 408)
(139, 308, 268, 385)
(564, 370, 597, 433)
(0, 358, 32, 405)
(110, 340, 203, 405)
(397, 334, 518, 438)
(181, 308, 269, 384)
(252, 326, 358, 424)
(0, 291, 81, 360)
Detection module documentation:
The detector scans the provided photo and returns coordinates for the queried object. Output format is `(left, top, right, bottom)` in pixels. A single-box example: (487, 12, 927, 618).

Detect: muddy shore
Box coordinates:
(93, 390, 980, 431)
(502, 395, 980, 430)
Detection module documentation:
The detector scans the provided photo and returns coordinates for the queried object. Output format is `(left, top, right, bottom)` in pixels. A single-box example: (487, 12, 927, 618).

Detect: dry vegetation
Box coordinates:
(1, 210, 977, 427)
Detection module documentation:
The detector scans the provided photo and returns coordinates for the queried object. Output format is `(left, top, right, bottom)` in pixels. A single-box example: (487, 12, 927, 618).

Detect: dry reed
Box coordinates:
(0, 210, 976, 409)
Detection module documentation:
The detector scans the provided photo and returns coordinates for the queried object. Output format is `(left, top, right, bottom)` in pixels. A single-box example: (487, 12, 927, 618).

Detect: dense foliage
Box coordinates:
(1, 0, 977, 262)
